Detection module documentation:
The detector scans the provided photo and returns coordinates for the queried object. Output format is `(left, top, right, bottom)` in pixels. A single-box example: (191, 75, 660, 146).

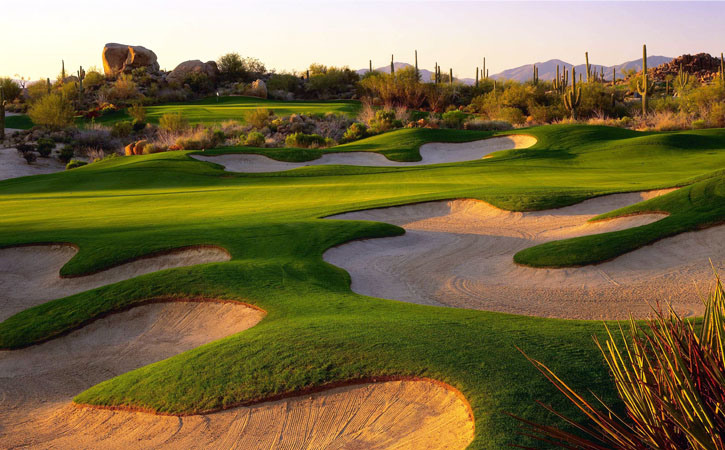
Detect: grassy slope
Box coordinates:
(0, 124, 723, 448)
(4, 95, 361, 129)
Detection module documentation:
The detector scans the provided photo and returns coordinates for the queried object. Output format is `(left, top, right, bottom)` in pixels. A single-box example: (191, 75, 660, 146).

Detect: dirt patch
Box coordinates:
(191, 135, 537, 173)
(323, 189, 723, 319)
(0, 147, 67, 180)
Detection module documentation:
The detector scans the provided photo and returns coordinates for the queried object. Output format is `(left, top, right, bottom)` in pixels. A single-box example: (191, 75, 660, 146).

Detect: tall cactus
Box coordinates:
(720, 52, 724, 84)
(483, 57, 486, 79)
(369, 60, 372, 73)
(449, 68, 453, 86)
(563, 67, 582, 119)
(78, 66, 86, 103)
(636, 44, 654, 115)
(675, 63, 690, 96)
(61, 59, 66, 81)
(612, 67, 616, 86)
(532, 65, 539, 85)
(585, 52, 591, 83)
(475, 67, 479, 88)
(390, 54, 394, 75)
(414, 50, 419, 81)
(553, 64, 569, 94)
(46, 78, 51, 94)
(0, 86, 5, 142)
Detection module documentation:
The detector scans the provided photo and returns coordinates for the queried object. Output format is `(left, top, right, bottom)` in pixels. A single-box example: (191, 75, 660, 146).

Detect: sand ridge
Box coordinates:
(323, 189, 724, 319)
(0, 244, 231, 321)
(191, 134, 537, 173)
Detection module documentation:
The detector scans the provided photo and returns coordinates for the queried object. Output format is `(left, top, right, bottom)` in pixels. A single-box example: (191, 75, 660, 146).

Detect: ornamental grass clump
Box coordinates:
(513, 274, 725, 450)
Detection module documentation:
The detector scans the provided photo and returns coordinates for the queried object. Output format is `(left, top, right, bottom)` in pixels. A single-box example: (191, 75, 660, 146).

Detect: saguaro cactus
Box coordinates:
(720, 52, 724, 84)
(475, 67, 479, 88)
(553, 64, 568, 94)
(532, 65, 539, 85)
(449, 68, 453, 85)
(585, 52, 591, 82)
(391, 54, 394, 75)
(61, 59, 66, 81)
(369, 60, 372, 73)
(415, 50, 419, 81)
(636, 44, 654, 115)
(483, 57, 486, 79)
(612, 67, 616, 86)
(675, 63, 690, 96)
(78, 66, 86, 102)
(563, 67, 582, 118)
(46, 78, 51, 94)
(0, 86, 5, 141)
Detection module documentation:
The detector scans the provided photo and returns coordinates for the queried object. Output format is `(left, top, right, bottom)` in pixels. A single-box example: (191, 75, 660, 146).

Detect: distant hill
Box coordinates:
(357, 55, 673, 85)
(490, 56, 673, 82)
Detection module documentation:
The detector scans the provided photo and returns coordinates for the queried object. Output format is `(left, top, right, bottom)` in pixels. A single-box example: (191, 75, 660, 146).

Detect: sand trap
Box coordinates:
(324, 189, 724, 319)
(0, 245, 231, 321)
(0, 301, 472, 449)
(0, 147, 67, 180)
(192, 135, 537, 173)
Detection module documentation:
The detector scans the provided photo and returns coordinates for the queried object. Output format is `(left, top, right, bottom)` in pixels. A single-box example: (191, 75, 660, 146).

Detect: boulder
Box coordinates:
(166, 60, 219, 84)
(102, 43, 160, 77)
(246, 79, 268, 98)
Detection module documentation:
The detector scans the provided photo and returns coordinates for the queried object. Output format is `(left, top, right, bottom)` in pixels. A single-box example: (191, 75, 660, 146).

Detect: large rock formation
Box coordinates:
(166, 60, 219, 84)
(651, 53, 722, 83)
(246, 79, 268, 98)
(102, 43, 160, 77)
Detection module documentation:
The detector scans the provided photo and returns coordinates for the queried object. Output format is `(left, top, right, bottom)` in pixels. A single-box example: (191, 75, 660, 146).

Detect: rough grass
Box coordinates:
(0, 124, 723, 449)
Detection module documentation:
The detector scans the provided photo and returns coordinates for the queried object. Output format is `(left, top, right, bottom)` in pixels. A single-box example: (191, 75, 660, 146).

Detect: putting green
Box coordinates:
(0, 124, 723, 449)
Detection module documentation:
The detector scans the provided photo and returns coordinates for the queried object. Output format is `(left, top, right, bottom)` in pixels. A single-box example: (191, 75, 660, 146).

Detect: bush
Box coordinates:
(442, 110, 467, 128)
(368, 109, 401, 133)
(73, 127, 119, 152)
(0, 78, 22, 103)
(59, 145, 75, 163)
(175, 128, 226, 150)
(342, 122, 368, 142)
(66, 159, 87, 170)
(305, 64, 360, 99)
(246, 108, 272, 129)
(36, 138, 55, 157)
(142, 143, 165, 154)
(495, 107, 526, 125)
(267, 74, 300, 93)
(128, 103, 146, 122)
(463, 119, 513, 131)
(132, 120, 146, 132)
(244, 131, 265, 147)
(22, 151, 37, 164)
(285, 132, 327, 148)
(27, 93, 75, 129)
(111, 121, 133, 137)
(159, 112, 189, 132)
(26, 80, 50, 103)
(83, 70, 105, 88)
(183, 72, 214, 93)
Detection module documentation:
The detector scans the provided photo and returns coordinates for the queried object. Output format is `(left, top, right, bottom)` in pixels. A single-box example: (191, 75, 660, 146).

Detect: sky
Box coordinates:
(2, 1, 724, 81)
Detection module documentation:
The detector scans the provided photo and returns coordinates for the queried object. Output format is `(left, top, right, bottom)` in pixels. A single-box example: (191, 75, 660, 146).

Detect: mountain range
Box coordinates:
(357, 56, 673, 85)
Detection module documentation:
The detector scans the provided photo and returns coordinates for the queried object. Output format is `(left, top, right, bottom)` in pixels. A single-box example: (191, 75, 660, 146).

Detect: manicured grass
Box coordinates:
(4, 96, 361, 130)
(0, 124, 723, 448)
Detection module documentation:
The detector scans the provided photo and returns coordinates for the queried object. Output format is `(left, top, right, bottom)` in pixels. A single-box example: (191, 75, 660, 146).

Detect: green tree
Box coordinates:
(0, 78, 22, 103)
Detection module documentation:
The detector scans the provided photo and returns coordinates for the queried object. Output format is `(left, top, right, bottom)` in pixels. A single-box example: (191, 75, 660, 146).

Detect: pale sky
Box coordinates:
(3, 1, 724, 81)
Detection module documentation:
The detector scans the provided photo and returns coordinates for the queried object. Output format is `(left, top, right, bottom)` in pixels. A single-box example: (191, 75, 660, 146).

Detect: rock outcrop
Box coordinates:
(166, 60, 219, 84)
(246, 79, 268, 98)
(102, 43, 160, 77)
(651, 53, 722, 83)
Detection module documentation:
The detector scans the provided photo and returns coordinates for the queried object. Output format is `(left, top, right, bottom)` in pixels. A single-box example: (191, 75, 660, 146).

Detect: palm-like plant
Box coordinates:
(513, 274, 725, 450)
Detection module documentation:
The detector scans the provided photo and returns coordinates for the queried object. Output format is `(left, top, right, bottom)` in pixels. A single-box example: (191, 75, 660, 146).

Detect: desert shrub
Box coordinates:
(22, 151, 37, 164)
(60, 82, 79, 102)
(285, 132, 327, 148)
(132, 120, 146, 132)
(463, 119, 513, 131)
(267, 74, 300, 93)
(220, 120, 244, 138)
(217, 53, 266, 83)
(175, 128, 225, 150)
(707, 101, 725, 128)
(59, 145, 75, 163)
(26, 80, 50, 103)
(142, 143, 165, 154)
(515, 276, 725, 450)
(111, 121, 133, 137)
(359, 68, 426, 108)
(36, 138, 55, 157)
(183, 72, 214, 93)
(495, 107, 526, 125)
(73, 127, 119, 152)
(0, 78, 22, 103)
(342, 122, 368, 142)
(368, 109, 401, 133)
(131, 67, 151, 85)
(109, 74, 139, 101)
(27, 93, 75, 129)
(305, 64, 359, 98)
(442, 110, 467, 128)
(244, 131, 265, 147)
(159, 112, 189, 133)
(83, 70, 104, 89)
(66, 159, 87, 170)
(128, 103, 146, 122)
(692, 119, 707, 129)
(246, 108, 272, 129)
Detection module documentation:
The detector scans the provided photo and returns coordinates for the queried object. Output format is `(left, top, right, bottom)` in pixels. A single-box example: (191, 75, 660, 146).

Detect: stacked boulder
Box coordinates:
(166, 60, 219, 84)
(102, 43, 160, 77)
(651, 53, 722, 83)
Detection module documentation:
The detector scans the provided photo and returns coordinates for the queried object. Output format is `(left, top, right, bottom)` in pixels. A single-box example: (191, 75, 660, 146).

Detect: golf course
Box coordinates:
(1, 117, 723, 448)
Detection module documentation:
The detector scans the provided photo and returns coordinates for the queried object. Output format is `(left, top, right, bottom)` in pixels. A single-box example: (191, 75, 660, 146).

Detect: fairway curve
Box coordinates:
(0, 244, 230, 321)
(0, 301, 472, 449)
(191, 134, 536, 173)
(324, 189, 724, 319)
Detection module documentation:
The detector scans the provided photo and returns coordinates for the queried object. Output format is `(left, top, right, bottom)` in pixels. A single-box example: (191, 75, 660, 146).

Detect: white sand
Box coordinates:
(0, 245, 231, 321)
(324, 189, 724, 319)
(0, 302, 472, 449)
(192, 135, 537, 173)
(0, 147, 67, 180)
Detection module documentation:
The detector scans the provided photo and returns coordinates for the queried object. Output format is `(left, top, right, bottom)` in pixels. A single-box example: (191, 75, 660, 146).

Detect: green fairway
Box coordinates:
(0, 124, 723, 448)
(4, 95, 361, 129)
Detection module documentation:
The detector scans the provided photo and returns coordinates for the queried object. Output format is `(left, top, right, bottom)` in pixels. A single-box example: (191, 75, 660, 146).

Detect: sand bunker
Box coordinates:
(0, 147, 67, 180)
(0, 301, 472, 449)
(324, 189, 724, 319)
(0, 245, 231, 321)
(192, 135, 536, 173)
